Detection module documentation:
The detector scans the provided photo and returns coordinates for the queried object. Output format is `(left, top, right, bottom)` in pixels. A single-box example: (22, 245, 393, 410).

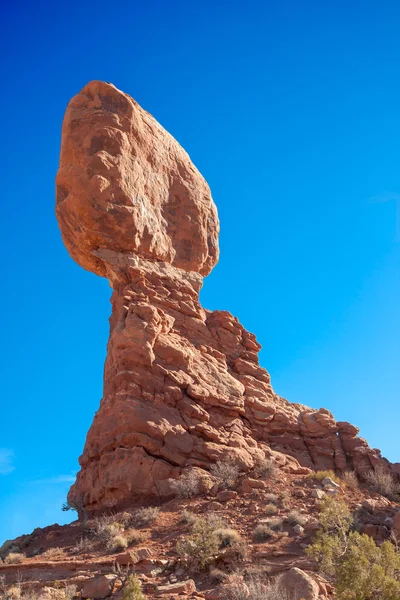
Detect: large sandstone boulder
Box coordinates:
(56, 80, 219, 278)
(56, 81, 400, 512)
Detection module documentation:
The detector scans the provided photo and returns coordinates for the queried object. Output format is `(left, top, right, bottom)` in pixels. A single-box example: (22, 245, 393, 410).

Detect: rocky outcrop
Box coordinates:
(56, 81, 399, 513)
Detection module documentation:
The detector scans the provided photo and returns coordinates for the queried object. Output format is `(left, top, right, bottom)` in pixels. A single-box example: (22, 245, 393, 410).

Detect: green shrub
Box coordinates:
(176, 517, 219, 570)
(306, 496, 400, 599)
(307, 469, 341, 484)
(122, 574, 145, 600)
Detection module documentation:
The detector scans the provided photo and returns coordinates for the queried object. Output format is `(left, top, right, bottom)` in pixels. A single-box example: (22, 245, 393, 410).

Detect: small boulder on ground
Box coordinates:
(279, 567, 320, 600)
(81, 575, 117, 599)
(156, 579, 196, 595)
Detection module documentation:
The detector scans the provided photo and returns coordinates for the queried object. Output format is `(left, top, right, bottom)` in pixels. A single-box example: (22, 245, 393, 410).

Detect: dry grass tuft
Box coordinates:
(211, 460, 240, 489)
(342, 471, 359, 489)
(253, 524, 274, 542)
(40, 547, 65, 560)
(4, 552, 25, 564)
(286, 510, 307, 526)
(254, 457, 277, 480)
(307, 469, 341, 485)
(130, 507, 160, 527)
(169, 471, 200, 498)
(365, 467, 399, 498)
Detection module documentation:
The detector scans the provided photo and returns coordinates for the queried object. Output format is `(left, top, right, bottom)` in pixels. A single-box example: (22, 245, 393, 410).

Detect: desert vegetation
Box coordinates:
(307, 496, 400, 599)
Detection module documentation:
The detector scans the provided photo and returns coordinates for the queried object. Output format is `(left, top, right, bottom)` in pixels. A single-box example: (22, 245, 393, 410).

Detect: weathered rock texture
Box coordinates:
(56, 81, 399, 512)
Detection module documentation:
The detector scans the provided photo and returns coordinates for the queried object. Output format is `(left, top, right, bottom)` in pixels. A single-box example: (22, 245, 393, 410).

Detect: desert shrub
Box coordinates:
(91, 515, 129, 551)
(0, 578, 21, 600)
(307, 469, 341, 485)
(130, 507, 160, 527)
(286, 509, 307, 526)
(365, 467, 399, 498)
(280, 491, 291, 509)
(40, 547, 65, 560)
(206, 512, 226, 530)
(122, 574, 145, 600)
(253, 524, 273, 542)
(254, 457, 276, 480)
(264, 503, 277, 515)
(210, 567, 229, 584)
(306, 496, 400, 599)
(342, 471, 359, 489)
(221, 574, 290, 600)
(4, 552, 25, 564)
(110, 534, 128, 551)
(215, 528, 242, 548)
(265, 493, 278, 504)
(170, 471, 200, 498)
(265, 517, 283, 531)
(176, 517, 219, 570)
(71, 536, 94, 554)
(126, 530, 148, 546)
(180, 509, 197, 525)
(211, 460, 240, 489)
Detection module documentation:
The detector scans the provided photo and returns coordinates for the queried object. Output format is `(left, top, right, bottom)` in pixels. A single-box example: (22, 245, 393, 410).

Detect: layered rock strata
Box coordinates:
(56, 81, 398, 512)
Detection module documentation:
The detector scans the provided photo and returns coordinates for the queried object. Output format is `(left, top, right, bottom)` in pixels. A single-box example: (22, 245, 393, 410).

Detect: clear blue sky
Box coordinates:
(1, 0, 399, 543)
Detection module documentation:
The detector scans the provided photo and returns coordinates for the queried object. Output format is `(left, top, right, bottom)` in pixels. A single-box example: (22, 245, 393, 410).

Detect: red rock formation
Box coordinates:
(56, 81, 398, 512)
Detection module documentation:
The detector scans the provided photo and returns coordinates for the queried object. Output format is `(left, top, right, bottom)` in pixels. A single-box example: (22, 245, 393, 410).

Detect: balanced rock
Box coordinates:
(56, 81, 400, 513)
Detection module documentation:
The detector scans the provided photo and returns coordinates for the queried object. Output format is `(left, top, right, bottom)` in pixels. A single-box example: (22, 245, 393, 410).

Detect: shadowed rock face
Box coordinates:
(56, 81, 399, 512)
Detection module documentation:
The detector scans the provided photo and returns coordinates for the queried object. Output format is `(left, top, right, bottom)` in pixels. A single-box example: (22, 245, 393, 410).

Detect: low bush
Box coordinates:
(122, 574, 146, 600)
(305, 496, 400, 599)
(126, 530, 148, 546)
(254, 457, 276, 480)
(365, 467, 399, 498)
(130, 507, 160, 527)
(286, 510, 307, 526)
(264, 493, 278, 504)
(211, 460, 240, 489)
(206, 512, 226, 530)
(221, 574, 290, 600)
(342, 471, 359, 489)
(210, 567, 229, 584)
(110, 534, 128, 552)
(253, 524, 273, 542)
(264, 503, 277, 515)
(180, 509, 197, 525)
(215, 528, 242, 548)
(170, 471, 200, 498)
(4, 552, 25, 564)
(176, 517, 219, 570)
(71, 536, 94, 554)
(307, 469, 341, 485)
(265, 517, 283, 531)
(40, 547, 65, 560)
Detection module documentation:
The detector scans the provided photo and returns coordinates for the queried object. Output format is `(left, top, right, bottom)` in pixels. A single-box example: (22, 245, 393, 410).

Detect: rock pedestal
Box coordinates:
(56, 81, 398, 512)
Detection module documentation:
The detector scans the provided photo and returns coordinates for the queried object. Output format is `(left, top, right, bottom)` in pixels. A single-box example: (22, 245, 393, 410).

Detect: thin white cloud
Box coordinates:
(31, 474, 76, 485)
(0, 449, 15, 475)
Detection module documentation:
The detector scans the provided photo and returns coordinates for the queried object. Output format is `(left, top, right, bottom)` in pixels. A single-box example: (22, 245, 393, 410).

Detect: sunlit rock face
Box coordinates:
(56, 81, 398, 512)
